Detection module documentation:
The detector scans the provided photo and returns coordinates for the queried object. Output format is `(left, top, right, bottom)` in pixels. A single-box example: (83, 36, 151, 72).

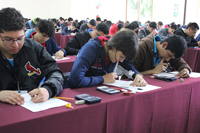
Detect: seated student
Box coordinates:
(61, 17, 73, 30)
(121, 21, 139, 35)
(67, 29, 147, 88)
(157, 21, 163, 31)
(51, 18, 61, 32)
(131, 32, 191, 78)
(175, 22, 200, 47)
(96, 17, 101, 25)
(57, 17, 65, 28)
(158, 22, 177, 39)
(0, 7, 64, 105)
(61, 22, 80, 35)
(109, 20, 124, 36)
(30, 17, 40, 29)
(140, 20, 150, 29)
(56, 23, 109, 56)
(80, 19, 96, 32)
(138, 21, 157, 39)
(24, 18, 31, 30)
(28, 19, 66, 59)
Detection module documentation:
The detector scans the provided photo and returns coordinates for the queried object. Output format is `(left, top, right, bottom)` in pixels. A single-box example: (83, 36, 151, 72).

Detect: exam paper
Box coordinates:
(104, 80, 161, 92)
(155, 71, 200, 78)
(21, 93, 68, 112)
(52, 56, 70, 61)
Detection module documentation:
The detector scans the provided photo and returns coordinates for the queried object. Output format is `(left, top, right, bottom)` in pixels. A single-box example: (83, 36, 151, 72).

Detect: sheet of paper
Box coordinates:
(153, 72, 176, 77)
(52, 56, 70, 61)
(104, 80, 161, 92)
(21, 93, 68, 112)
(166, 71, 200, 78)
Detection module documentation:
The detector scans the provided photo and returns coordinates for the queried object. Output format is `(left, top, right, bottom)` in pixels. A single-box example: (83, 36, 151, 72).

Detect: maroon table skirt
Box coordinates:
(56, 56, 76, 73)
(1, 76, 200, 133)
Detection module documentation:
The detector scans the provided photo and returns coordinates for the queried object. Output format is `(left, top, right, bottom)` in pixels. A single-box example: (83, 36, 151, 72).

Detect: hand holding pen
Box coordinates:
(102, 62, 118, 83)
(29, 77, 49, 103)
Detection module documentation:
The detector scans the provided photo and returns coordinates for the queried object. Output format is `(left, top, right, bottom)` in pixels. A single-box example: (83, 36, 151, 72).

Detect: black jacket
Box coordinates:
(175, 28, 198, 47)
(0, 38, 64, 98)
(64, 30, 91, 55)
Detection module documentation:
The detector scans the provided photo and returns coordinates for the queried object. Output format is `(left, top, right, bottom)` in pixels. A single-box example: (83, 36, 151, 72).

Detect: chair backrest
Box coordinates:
(63, 72, 70, 88)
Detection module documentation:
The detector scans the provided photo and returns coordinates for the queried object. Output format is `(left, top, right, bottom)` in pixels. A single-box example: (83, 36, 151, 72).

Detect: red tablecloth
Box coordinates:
(1, 76, 200, 133)
(53, 33, 74, 49)
(56, 56, 76, 73)
(53, 32, 61, 46)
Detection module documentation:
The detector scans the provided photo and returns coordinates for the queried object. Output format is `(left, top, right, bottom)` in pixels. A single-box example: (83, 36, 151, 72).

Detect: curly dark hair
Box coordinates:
(36, 19, 55, 37)
(0, 7, 25, 33)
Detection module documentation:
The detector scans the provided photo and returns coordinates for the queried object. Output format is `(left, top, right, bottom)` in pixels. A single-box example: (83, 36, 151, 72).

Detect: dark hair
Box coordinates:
(149, 22, 157, 28)
(89, 19, 96, 26)
(36, 19, 55, 37)
(186, 22, 199, 30)
(125, 21, 139, 30)
(160, 35, 187, 58)
(106, 21, 112, 27)
(0, 7, 25, 33)
(96, 23, 109, 35)
(68, 17, 73, 21)
(170, 22, 177, 30)
(59, 17, 64, 21)
(51, 18, 57, 24)
(117, 23, 124, 30)
(104, 19, 107, 22)
(158, 21, 163, 26)
(146, 20, 150, 23)
(96, 17, 101, 21)
(107, 29, 138, 60)
(35, 17, 41, 23)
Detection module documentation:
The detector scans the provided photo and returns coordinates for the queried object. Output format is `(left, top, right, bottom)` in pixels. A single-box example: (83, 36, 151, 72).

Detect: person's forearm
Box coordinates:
(140, 69, 154, 76)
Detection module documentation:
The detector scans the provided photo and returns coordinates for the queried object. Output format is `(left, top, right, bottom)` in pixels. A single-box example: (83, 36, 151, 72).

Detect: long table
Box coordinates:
(56, 56, 76, 73)
(53, 33, 74, 49)
(182, 47, 200, 72)
(1, 76, 200, 133)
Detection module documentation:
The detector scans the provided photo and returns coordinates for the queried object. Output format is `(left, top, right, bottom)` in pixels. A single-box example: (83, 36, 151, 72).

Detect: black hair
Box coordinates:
(104, 19, 107, 22)
(106, 29, 138, 60)
(68, 17, 73, 21)
(96, 23, 109, 35)
(158, 21, 163, 26)
(35, 17, 41, 23)
(160, 35, 187, 58)
(96, 17, 101, 21)
(186, 22, 199, 30)
(125, 21, 139, 30)
(89, 19, 96, 26)
(177, 24, 181, 28)
(149, 22, 157, 28)
(117, 23, 124, 30)
(36, 19, 55, 37)
(0, 7, 25, 33)
(59, 17, 64, 21)
(106, 21, 112, 27)
(146, 20, 150, 23)
(51, 18, 57, 24)
(170, 22, 177, 30)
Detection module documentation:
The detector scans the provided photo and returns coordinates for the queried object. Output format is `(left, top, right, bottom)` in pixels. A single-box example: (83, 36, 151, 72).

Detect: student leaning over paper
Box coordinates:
(66, 29, 147, 88)
(0, 7, 64, 105)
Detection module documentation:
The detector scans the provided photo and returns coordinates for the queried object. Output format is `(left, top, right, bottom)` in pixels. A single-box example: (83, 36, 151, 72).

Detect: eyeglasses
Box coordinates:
(0, 34, 25, 45)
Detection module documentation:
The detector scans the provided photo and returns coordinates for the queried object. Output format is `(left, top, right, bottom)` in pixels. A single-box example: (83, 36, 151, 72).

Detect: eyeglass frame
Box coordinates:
(0, 34, 25, 45)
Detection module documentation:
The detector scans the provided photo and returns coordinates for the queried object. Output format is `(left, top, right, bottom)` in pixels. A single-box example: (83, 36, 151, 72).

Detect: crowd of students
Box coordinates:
(0, 7, 198, 105)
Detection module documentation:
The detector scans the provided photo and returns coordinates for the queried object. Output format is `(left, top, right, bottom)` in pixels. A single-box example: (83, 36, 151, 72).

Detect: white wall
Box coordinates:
(0, 0, 126, 23)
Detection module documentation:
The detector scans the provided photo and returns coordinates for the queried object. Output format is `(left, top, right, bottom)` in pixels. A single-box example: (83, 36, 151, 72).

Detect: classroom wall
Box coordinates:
(0, 0, 199, 25)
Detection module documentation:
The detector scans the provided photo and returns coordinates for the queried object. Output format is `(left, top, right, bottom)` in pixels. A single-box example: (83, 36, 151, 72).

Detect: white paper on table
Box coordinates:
(104, 80, 161, 92)
(153, 72, 176, 77)
(21, 93, 68, 112)
(52, 56, 70, 61)
(166, 71, 200, 78)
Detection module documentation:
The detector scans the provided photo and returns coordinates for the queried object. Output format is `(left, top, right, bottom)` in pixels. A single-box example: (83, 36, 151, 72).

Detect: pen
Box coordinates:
(38, 77, 46, 89)
(113, 62, 119, 73)
(54, 97, 74, 100)
(30, 77, 46, 101)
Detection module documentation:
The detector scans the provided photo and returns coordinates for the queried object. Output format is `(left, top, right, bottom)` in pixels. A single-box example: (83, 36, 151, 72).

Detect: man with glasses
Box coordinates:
(67, 29, 147, 88)
(0, 7, 64, 105)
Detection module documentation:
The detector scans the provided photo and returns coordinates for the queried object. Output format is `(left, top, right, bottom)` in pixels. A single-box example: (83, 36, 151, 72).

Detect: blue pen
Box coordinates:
(38, 77, 46, 89)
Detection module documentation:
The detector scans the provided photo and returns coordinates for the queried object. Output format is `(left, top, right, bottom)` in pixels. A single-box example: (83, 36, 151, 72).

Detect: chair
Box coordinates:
(63, 72, 70, 88)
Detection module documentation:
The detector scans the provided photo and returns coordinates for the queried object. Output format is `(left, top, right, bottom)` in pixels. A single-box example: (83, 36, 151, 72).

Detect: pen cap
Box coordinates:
(75, 100, 85, 105)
